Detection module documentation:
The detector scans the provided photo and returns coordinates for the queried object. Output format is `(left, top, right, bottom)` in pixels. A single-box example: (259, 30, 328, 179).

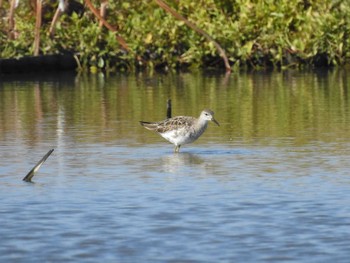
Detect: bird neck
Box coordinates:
(195, 118, 208, 131)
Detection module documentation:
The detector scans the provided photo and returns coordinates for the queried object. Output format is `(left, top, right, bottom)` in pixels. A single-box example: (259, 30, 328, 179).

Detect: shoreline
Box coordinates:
(0, 54, 77, 74)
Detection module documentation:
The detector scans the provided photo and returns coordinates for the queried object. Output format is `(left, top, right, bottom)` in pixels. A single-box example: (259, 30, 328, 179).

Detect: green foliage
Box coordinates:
(1, 0, 350, 71)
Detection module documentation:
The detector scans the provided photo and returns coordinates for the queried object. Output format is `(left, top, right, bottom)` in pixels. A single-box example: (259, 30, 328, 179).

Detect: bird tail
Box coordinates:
(139, 121, 158, 131)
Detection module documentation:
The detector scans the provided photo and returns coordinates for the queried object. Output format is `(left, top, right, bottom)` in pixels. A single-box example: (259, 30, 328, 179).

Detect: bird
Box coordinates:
(140, 109, 219, 153)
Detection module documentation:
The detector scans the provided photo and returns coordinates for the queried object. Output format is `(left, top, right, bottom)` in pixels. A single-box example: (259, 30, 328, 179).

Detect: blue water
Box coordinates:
(1, 71, 350, 262)
(1, 140, 350, 262)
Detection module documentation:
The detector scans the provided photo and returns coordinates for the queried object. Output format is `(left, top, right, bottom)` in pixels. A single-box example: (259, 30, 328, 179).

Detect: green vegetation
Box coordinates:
(1, 0, 350, 71)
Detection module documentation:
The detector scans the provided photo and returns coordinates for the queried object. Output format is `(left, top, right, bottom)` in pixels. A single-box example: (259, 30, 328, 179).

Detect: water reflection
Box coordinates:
(1, 69, 350, 147)
(161, 153, 204, 173)
(1, 70, 350, 262)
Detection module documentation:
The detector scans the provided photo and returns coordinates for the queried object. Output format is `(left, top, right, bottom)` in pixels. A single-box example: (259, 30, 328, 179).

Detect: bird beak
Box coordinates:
(212, 118, 220, 126)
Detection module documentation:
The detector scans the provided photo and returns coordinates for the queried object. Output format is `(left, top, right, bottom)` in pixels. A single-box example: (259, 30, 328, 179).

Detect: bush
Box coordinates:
(0, 0, 350, 71)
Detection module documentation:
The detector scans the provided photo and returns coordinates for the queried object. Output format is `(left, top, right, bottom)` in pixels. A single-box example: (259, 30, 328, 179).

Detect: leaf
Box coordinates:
(98, 57, 105, 68)
(144, 33, 153, 44)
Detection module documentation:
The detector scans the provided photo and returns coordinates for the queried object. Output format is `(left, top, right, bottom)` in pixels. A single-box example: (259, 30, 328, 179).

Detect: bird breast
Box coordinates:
(160, 123, 208, 146)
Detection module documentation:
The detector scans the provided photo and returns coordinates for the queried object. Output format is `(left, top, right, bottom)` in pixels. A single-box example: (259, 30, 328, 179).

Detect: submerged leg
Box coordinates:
(174, 145, 181, 153)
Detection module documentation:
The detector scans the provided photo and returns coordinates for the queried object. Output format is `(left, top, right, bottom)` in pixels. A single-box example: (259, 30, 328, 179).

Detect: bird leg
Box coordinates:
(174, 145, 180, 153)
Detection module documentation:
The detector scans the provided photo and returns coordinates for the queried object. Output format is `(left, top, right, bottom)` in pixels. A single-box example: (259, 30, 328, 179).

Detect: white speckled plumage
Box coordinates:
(140, 109, 219, 152)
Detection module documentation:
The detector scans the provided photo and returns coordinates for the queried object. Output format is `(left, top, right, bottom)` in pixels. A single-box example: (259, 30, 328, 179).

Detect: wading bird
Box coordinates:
(140, 109, 220, 153)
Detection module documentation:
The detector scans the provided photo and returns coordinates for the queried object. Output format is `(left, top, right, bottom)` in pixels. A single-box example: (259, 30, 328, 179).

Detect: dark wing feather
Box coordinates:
(139, 121, 158, 130)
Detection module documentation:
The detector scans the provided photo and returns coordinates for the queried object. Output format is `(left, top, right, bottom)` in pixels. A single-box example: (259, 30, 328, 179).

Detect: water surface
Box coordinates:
(1, 70, 350, 262)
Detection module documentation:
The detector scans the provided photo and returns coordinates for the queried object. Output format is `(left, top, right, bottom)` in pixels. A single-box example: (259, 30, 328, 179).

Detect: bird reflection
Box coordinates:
(161, 152, 205, 173)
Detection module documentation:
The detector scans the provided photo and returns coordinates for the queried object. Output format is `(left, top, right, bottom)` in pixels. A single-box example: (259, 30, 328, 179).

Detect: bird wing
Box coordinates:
(156, 116, 195, 133)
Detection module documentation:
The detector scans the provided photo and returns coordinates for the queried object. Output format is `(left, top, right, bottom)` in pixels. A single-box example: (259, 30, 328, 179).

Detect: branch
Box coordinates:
(33, 0, 42, 56)
(154, 0, 231, 72)
(85, 0, 129, 51)
(23, 149, 54, 182)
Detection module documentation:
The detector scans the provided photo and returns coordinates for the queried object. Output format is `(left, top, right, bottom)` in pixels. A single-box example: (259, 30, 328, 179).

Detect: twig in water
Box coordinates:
(167, 99, 172, 118)
(23, 149, 54, 182)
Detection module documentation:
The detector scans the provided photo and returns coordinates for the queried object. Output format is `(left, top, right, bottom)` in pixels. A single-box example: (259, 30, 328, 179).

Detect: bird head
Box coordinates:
(201, 109, 220, 126)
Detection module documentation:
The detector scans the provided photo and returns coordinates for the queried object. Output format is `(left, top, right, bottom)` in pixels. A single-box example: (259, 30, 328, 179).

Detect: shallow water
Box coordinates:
(1, 70, 350, 262)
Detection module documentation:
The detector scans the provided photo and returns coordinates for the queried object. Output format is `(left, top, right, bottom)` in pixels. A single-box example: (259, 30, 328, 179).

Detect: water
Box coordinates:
(1, 70, 350, 262)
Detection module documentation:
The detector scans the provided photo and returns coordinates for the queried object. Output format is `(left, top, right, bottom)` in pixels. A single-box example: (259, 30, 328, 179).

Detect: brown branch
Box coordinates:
(99, 1, 108, 28)
(8, 0, 17, 39)
(84, 0, 129, 51)
(49, 7, 63, 38)
(154, 0, 231, 72)
(33, 0, 42, 56)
